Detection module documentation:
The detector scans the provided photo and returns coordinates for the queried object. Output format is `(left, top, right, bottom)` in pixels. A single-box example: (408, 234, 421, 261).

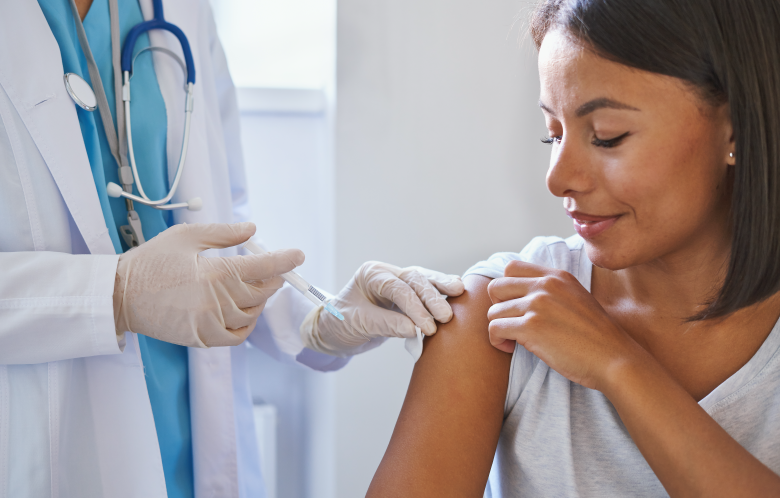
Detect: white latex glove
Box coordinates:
(300, 261, 465, 357)
(114, 222, 304, 348)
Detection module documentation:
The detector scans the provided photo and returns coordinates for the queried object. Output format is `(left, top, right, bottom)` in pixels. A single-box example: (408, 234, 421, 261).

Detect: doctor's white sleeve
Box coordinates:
(0, 252, 123, 364)
(205, 10, 349, 372)
(248, 283, 349, 372)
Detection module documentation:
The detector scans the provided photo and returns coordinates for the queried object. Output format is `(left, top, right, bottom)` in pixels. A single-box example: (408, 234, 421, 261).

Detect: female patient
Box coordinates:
(368, 0, 780, 496)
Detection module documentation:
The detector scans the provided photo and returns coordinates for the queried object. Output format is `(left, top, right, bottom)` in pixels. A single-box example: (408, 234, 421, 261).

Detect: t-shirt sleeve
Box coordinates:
(462, 236, 581, 417)
(463, 236, 562, 280)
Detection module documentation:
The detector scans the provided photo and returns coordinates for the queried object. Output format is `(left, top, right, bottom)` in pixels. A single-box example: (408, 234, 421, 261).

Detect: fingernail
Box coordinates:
(230, 222, 256, 240)
(423, 319, 437, 336)
(286, 248, 305, 266)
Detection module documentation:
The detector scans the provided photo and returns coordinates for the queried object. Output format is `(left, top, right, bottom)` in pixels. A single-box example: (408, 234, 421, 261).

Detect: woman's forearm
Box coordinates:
(604, 355, 780, 497)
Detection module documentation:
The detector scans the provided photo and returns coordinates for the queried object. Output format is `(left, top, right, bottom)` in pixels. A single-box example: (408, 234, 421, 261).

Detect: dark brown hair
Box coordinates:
(531, 0, 780, 320)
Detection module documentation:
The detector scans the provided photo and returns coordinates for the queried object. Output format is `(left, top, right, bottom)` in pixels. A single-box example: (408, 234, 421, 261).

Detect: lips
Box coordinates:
(566, 210, 621, 239)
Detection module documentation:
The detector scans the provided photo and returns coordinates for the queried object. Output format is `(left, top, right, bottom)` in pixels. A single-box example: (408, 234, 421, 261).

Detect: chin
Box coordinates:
(582, 238, 642, 271)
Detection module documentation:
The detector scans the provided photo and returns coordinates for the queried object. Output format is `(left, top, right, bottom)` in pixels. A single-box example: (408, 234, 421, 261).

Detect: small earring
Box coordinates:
(729, 152, 734, 158)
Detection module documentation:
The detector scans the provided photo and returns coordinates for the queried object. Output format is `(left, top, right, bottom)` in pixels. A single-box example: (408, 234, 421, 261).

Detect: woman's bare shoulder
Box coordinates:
(368, 275, 512, 498)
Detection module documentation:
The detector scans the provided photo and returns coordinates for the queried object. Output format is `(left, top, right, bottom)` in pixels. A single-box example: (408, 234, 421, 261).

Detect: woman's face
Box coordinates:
(538, 29, 735, 271)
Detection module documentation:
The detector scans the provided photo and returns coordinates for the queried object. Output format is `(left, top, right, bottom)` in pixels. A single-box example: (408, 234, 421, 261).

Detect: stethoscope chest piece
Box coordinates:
(64, 73, 97, 112)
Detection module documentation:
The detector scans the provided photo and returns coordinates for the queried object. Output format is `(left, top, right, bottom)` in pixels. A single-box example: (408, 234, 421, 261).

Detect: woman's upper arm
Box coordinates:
(368, 274, 512, 497)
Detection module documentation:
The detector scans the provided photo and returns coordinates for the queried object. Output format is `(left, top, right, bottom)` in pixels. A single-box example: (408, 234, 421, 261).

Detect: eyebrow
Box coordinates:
(538, 98, 640, 117)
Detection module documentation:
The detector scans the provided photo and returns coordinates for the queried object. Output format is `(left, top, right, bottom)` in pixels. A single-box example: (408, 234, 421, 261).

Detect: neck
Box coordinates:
(74, 0, 94, 21)
(596, 224, 732, 322)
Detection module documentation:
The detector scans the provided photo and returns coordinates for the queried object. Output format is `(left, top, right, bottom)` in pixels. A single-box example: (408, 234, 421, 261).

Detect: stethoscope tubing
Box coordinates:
(121, 20, 195, 85)
(104, 0, 201, 211)
(122, 73, 194, 206)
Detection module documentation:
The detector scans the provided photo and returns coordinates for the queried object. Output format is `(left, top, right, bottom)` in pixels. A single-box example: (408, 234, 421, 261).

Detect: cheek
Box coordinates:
(592, 131, 728, 265)
(614, 152, 714, 221)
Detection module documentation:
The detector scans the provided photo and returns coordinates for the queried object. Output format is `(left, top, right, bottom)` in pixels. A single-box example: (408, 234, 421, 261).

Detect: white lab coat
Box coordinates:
(0, 1, 347, 497)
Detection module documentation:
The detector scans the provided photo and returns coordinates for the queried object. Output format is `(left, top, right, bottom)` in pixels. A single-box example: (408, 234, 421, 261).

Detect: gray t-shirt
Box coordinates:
(465, 235, 780, 497)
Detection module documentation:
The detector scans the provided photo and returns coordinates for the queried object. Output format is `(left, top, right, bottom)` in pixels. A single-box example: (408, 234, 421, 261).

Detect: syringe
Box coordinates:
(243, 240, 345, 321)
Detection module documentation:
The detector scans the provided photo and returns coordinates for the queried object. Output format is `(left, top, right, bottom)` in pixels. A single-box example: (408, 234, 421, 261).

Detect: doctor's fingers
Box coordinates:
(367, 277, 437, 336)
(174, 221, 257, 251)
(405, 266, 465, 297)
(220, 308, 261, 344)
(156, 222, 255, 251)
(205, 279, 281, 341)
(397, 268, 454, 325)
(348, 305, 419, 339)
(202, 319, 257, 347)
(230, 277, 286, 310)
(216, 249, 304, 283)
(211, 296, 266, 346)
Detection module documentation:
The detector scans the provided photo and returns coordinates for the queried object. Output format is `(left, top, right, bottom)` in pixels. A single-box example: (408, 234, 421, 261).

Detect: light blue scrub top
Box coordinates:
(37, 1, 194, 496)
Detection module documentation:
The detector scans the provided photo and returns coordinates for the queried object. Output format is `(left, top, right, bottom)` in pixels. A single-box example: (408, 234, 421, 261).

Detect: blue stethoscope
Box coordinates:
(65, 0, 201, 246)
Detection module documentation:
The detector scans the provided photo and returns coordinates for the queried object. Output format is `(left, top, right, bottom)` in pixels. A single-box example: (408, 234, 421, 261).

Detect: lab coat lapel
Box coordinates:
(0, 1, 116, 256)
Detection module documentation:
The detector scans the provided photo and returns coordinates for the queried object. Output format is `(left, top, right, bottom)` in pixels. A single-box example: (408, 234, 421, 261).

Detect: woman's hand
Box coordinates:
(487, 260, 644, 391)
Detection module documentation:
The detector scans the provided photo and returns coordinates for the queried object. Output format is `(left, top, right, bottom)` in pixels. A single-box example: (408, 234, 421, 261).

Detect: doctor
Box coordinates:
(0, 0, 464, 497)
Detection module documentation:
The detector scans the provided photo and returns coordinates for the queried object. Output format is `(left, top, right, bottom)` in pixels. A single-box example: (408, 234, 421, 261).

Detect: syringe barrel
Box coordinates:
(282, 270, 311, 295)
(243, 240, 326, 306)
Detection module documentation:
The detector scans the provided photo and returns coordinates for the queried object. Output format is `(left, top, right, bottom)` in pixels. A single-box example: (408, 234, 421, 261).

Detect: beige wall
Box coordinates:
(332, 0, 573, 496)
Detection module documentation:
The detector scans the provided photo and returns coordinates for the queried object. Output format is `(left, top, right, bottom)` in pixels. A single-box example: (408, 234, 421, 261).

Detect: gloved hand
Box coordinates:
(300, 261, 465, 357)
(114, 222, 304, 348)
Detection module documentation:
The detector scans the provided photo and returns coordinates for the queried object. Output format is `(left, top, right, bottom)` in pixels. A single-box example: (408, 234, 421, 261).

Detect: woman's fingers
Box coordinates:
(492, 338, 517, 353)
(487, 298, 532, 321)
(487, 277, 536, 303)
(488, 316, 528, 348)
(489, 268, 580, 304)
(503, 260, 550, 278)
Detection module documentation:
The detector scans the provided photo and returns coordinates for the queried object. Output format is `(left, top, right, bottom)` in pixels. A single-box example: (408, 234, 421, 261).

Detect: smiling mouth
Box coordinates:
(566, 210, 622, 239)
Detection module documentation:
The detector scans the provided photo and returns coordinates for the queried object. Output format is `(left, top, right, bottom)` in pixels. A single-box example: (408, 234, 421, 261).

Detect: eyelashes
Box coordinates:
(541, 131, 631, 148)
(591, 131, 630, 148)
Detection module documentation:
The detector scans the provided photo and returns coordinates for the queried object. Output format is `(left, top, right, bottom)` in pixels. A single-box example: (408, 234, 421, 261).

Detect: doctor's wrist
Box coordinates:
(300, 304, 341, 356)
(113, 263, 129, 336)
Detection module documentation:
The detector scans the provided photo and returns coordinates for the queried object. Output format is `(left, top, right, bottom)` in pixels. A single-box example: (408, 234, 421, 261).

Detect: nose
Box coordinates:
(545, 137, 594, 198)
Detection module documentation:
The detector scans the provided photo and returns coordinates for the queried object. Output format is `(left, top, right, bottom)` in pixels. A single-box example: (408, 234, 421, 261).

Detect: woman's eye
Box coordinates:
(591, 131, 630, 148)
(541, 136, 562, 145)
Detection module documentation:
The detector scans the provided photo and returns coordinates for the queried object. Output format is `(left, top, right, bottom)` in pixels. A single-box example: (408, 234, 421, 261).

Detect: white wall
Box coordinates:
(332, 0, 573, 496)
